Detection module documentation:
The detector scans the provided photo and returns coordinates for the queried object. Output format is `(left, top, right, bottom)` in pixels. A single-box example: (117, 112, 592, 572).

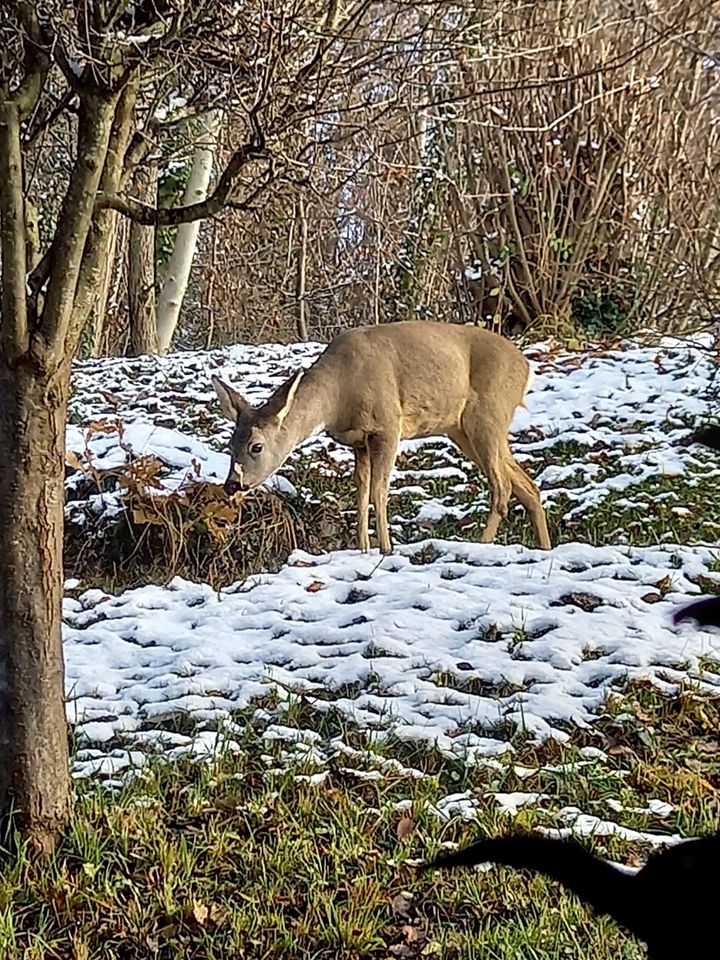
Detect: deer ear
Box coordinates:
(212, 376, 252, 422)
(266, 370, 304, 426)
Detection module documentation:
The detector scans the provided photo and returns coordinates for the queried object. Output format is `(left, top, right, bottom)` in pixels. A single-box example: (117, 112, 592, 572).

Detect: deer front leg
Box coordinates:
(368, 433, 398, 555)
(353, 443, 371, 551)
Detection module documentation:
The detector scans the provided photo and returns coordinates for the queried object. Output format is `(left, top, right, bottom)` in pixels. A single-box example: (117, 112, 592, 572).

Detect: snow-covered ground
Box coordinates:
(64, 334, 720, 802)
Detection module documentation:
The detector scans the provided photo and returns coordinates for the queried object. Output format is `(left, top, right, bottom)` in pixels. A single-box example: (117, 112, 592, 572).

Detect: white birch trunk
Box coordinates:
(156, 109, 222, 354)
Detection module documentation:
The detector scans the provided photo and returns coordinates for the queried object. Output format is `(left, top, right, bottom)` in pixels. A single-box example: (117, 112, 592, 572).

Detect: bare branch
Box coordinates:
(11, 2, 50, 120)
(96, 134, 268, 226)
(35, 90, 121, 367)
(0, 100, 29, 361)
(70, 77, 139, 345)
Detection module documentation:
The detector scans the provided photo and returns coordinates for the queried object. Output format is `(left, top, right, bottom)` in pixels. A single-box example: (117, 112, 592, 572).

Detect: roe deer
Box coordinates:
(423, 831, 718, 959)
(212, 320, 551, 554)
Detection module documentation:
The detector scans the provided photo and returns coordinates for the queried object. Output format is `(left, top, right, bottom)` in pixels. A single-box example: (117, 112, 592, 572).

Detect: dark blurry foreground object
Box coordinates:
(691, 424, 720, 452)
(423, 832, 719, 959)
(672, 596, 720, 628)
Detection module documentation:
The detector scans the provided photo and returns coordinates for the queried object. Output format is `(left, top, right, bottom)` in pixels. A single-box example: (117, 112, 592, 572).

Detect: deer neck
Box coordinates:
(278, 368, 333, 448)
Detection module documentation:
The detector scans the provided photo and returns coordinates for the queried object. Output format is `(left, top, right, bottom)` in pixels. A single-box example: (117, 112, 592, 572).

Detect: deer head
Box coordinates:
(212, 371, 304, 495)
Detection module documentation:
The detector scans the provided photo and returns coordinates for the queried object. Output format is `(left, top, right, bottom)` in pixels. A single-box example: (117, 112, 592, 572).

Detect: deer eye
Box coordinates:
(249, 442, 263, 456)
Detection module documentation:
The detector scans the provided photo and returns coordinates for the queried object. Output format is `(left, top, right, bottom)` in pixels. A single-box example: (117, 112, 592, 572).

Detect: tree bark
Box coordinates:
(294, 194, 309, 341)
(128, 162, 159, 356)
(156, 110, 222, 354)
(90, 210, 121, 357)
(0, 358, 70, 855)
(0, 87, 118, 855)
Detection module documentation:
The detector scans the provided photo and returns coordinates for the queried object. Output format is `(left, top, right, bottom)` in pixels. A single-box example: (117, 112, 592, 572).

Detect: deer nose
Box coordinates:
(224, 477, 246, 497)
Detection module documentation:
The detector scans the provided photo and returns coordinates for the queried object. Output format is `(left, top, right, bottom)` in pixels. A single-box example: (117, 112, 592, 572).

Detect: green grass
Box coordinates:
(2, 685, 719, 959)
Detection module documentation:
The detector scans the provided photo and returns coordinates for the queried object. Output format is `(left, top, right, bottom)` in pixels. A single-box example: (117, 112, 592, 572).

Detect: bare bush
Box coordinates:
(201, 0, 719, 346)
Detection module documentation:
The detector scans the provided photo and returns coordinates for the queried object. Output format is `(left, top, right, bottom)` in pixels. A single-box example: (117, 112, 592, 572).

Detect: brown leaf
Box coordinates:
(641, 592, 662, 604)
(396, 816, 416, 842)
(389, 946, 417, 958)
(203, 502, 237, 522)
(654, 575, 673, 595)
(65, 450, 85, 471)
(402, 924, 424, 943)
(391, 891, 415, 918)
(634, 706, 654, 723)
(191, 900, 209, 926)
(306, 580, 325, 593)
(190, 899, 223, 927)
(84, 418, 121, 436)
(132, 505, 162, 526)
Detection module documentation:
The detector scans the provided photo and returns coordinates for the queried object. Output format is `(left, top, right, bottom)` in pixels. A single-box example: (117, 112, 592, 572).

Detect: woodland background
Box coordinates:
(25, 0, 719, 357)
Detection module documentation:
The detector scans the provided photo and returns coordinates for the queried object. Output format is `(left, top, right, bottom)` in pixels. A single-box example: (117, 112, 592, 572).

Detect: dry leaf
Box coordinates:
(396, 816, 416, 842)
(306, 580, 325, 593)
(391, 891, 414, 918)
(190, 899, 224, 926)
(85, 418, 120, 436)
(389, 946, 416, 958)
(65, 450, 85, 471)
(132, 505, 162, 526)
(641, 592, 662, 604)
(655, 575, 672, 591)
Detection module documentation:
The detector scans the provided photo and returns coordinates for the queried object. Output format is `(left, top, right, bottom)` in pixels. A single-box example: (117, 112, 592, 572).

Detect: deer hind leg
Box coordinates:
(353, 443, 371, 551)
(454, 410, 551, 550)
(368, 433, 398, 555)
(450, 421, 511, 545)
(506, 458, 551, 549)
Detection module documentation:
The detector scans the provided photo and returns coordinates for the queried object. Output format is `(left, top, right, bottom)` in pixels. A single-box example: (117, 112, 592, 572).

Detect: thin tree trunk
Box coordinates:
(128, 162, 159, 355)
(156, 110, 222, 354)
(0, 359, 70, 855)
(90, 210, 120, 357)
(294, 194, 309, 341)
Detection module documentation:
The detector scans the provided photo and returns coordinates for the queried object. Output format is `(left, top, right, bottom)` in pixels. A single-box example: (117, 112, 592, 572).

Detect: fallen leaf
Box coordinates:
(397, 816, 416, 842)
(391, 890, 415, 918)
(641, 592, 662, 604)
(306, 580, 325, 592)
(402, 924, 424, 943)
(65, 450, 85, 471)
(192, 900, 209, 926)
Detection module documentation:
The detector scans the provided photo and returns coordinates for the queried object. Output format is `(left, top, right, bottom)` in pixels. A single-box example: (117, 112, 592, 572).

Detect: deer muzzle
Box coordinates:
(224, 476, 247, 497)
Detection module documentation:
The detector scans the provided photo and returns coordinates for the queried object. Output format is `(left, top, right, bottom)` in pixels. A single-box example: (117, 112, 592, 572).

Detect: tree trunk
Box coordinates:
(0, 358, 70, 855)
(128, 163, 159, 356)
(294, 194, 309, 341)
(90, 209, 121, 357)
(156, 110, 222, 354)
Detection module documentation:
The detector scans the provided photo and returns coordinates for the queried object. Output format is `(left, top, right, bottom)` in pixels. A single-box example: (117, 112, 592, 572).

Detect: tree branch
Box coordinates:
(11, 1, 50, 121)
(0, 100, 30, 362)
(35, 90, 120, 368)
(95, 134, 267, 226)
(69, 76, 139, 348)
